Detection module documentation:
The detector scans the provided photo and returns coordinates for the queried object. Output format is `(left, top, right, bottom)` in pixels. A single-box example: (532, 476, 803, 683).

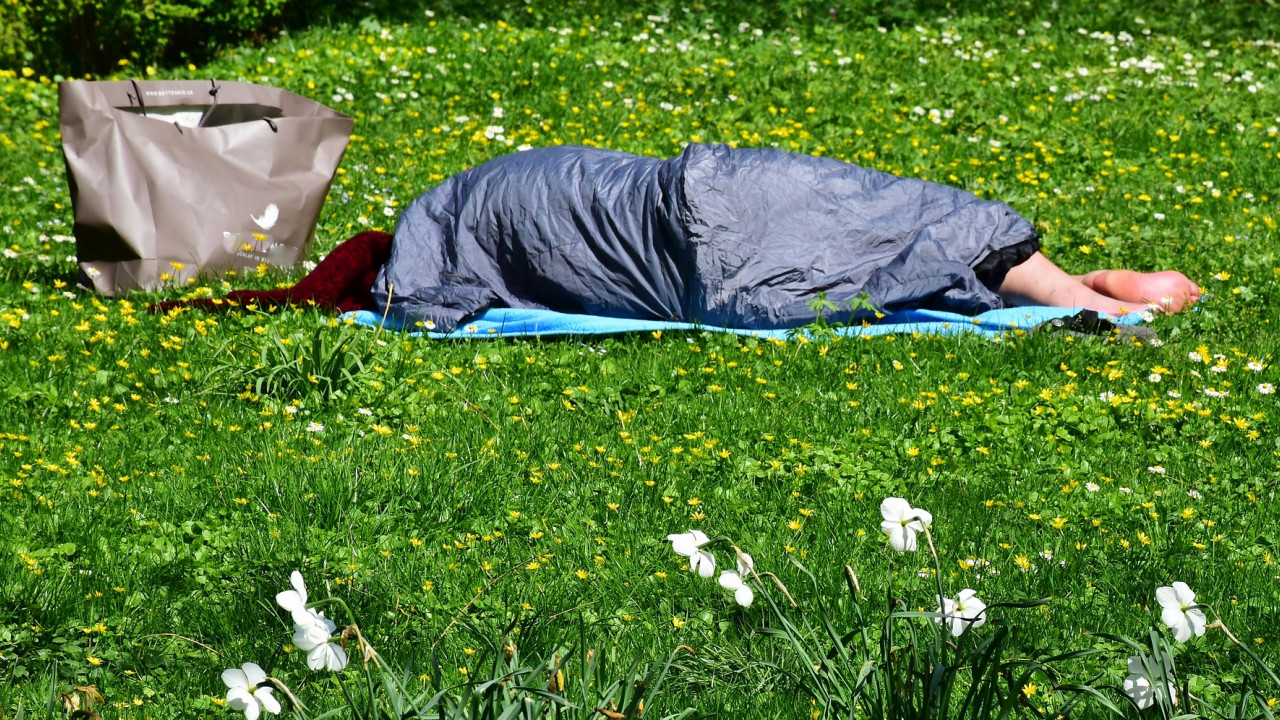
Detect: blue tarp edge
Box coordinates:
(341, 305, 1147, 339)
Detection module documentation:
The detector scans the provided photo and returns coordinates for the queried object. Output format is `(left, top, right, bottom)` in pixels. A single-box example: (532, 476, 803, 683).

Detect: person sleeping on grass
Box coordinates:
(152, 143, 1199, 329)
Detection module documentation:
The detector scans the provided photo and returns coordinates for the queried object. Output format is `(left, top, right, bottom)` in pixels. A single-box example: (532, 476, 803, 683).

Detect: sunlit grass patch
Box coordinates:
(0, 1, 1278, 717)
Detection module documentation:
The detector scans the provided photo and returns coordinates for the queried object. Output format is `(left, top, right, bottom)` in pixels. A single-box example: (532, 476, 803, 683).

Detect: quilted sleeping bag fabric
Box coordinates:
(373, 143, 1040, 332)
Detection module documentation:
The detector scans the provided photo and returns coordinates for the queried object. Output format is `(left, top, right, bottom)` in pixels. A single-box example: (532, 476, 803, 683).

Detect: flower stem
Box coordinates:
(918, 521, 948, 627)
(698, 535, 736, 550)
(363, 655, 378, 719)
(1208, 617, 1280, 688)
(307, 596, 357, 628)
(263, 677, 308, 719)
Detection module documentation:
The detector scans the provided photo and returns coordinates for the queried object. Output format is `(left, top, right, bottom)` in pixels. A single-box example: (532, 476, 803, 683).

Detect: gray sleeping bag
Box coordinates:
(373, 143, 1039, 332)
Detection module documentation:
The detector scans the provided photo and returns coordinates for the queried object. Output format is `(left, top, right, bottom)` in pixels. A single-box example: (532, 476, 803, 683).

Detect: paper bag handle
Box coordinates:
(126, 79, 148, 116)
(196, 79, 219, 127)
(122, 78, 279, 133)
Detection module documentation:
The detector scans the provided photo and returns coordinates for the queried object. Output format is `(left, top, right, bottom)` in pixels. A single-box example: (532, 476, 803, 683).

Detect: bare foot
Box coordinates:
(1041, 286, 1141, 318)
(1000, 253, 1153, 316)
(1078, 270, 1200, 313)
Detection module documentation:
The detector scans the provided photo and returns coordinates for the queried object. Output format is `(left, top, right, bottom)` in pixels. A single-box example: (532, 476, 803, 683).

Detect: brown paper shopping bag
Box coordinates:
(59, 79, 354, 295)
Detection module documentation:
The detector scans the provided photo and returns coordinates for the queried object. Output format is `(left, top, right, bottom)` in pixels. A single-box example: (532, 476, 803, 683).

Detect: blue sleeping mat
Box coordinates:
(343, 305, 1147, 339)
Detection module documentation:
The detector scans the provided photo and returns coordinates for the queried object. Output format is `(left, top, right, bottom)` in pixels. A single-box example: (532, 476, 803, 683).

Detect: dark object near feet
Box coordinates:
(1037, 309, 1158, 342)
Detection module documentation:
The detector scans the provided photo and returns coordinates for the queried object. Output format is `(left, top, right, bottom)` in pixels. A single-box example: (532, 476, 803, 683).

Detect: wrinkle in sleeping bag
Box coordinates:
(373, 143, 1040, 333)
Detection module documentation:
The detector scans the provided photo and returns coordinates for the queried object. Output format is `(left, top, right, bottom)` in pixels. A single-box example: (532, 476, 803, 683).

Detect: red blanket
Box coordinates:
(148, 231, 392, 315)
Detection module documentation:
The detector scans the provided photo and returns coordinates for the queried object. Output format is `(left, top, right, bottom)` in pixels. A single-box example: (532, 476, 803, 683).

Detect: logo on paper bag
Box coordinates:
(251, 203, 279, 230)
(224, 203, 298, 266)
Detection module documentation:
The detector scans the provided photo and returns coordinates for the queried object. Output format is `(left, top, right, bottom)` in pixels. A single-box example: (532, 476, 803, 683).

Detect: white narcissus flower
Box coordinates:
(717, 552, 755, 607)
(667, 530, 716, 578)
(222, 662, 281, 720)
(276, 571, 316, 626)
(879, 497, 933, 552)
(293, 610, 349, 672)
(1123, 654, 1177, 710)
(1155, 582, 1206, 643)
(935, 588, 987, 637)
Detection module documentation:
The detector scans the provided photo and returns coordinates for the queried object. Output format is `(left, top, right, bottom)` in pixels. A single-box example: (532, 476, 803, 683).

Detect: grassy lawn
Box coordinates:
(1, 1, 1278, 716)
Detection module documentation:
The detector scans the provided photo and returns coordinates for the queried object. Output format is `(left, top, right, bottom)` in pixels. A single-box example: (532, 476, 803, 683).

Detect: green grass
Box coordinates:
(1, 1, 1279, 716)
